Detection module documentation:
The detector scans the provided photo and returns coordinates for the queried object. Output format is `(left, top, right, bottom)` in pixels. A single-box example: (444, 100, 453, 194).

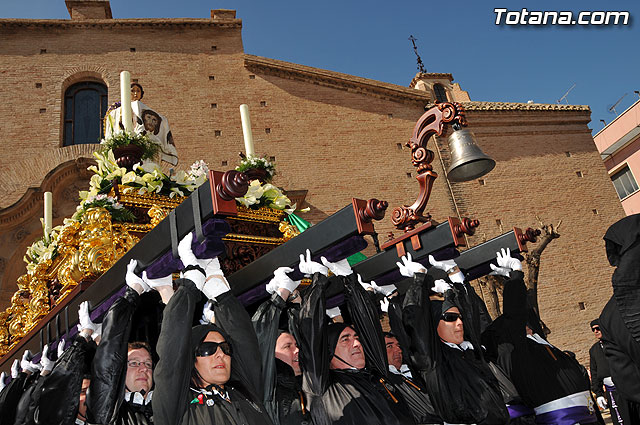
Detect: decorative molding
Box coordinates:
(409, 72, 454, 88)
(459, 101, 591, 112)
(244, 54, 432, 105)
(0, 18, 242, 29)
(0, 157, 94, 229)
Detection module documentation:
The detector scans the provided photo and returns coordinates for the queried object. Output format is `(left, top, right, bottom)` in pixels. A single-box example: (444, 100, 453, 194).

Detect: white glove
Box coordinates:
(178, 233, 206, 289)
(91, 323, 103, 342)
(326, 307, 342, 319)
(40, 345, 55, 373)
(125, 259, 150, 294)
(11, 359, 20, 378)
(265, 279, 278, 294)
(357, 274, 373, 291)
(321, 257, 352, 277)
(370, 281, 397, 297)
(396, 253, 426, 277)
(56, 340, 65, 359)
(0, 372, 7, 391)
(597, 396, 607, 410)
(202, 257, 222, 277)
(495, 248, 522, 272)
(489, 263, 511, 278)
(201, 275, 231, 300)
(200, 300, 215, 324)
(21, 350, 41, 373)
(270, 267, 300, 293)
(431, 279, 452, 294)
(298, 249, 328, 276)
(428, 255, 458, 273)
(142, 271, 173, 289)
(77, 301, 98, 333)
(380, 298, 390, 313)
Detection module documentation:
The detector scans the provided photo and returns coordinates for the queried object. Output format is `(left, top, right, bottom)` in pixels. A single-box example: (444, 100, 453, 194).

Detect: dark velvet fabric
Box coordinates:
(144, 218, 230, 279)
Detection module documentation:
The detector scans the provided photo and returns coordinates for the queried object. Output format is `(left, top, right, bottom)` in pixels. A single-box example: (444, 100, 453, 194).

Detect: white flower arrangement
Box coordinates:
(235, 156, 276, 181)
(235, 180, 305, 214)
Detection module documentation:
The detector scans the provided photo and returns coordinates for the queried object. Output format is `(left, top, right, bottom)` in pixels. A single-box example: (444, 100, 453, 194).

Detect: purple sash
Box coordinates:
(604, 384, 625, 425)
(535, 405, 597, 425)
(508, 404, 535, 418)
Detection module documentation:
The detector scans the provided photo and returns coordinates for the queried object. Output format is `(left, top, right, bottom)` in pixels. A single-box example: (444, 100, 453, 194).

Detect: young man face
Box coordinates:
(275, 332, 301, 376)
(194, 331, 232, 387)
(125, 347, 153, 394)
(330, 326, 366, 370)
(437, 307, 465, 345)
(384, 335, 403, 370)
(77, 378, 91, 420)
(592, 324, 602, 340)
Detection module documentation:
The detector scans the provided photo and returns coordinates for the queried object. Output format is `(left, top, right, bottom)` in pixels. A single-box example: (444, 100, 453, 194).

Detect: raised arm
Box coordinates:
(87, 284, 139, 425)
(251, 266, 299, 422)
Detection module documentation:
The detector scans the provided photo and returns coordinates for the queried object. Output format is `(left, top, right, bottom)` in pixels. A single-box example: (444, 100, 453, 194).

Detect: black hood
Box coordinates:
(603, 214, 640, 344)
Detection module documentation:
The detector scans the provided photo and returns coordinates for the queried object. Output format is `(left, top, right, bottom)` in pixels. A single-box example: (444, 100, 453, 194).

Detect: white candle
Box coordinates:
(44, 192, 52, 243)
(239, 104, 255, 157)
(120, 71, 133, 133)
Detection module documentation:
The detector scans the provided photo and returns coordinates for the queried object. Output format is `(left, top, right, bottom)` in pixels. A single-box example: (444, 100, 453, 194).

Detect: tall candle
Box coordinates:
(44, 192, 52, 243)
(120, 71, 133, 133)
(239, 104, 255, 157)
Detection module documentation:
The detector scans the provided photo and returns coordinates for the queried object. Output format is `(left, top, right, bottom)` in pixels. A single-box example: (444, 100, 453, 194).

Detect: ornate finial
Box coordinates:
(409, 35, 426, 74)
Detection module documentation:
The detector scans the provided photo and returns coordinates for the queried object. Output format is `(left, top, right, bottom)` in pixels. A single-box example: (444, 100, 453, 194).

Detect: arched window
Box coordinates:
(433, 83, 448, 103)
(63, 81, 108, 146)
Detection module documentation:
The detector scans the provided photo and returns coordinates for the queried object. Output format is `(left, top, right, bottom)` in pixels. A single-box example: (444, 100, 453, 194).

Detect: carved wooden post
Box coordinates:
(392, 102, 468, 232)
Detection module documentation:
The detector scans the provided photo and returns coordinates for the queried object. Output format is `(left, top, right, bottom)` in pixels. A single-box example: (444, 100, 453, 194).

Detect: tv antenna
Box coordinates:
(408, 35, 426, 74)
(556, 83, 576, 104)
(607, 93, 628, 115)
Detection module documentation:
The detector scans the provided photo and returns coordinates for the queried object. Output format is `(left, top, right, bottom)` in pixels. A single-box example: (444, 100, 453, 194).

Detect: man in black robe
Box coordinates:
(151, 233, 273, 425)
(399, 253, 509, 425)
(599, 214, 640, 424)
(482, 248, 598, 425)
(590, 318, 629, 425)
(296, 251, 415, 425)
(252, 266, 310, 425)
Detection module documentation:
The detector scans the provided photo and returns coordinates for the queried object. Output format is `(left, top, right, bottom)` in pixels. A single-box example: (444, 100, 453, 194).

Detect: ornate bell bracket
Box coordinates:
(392, 102, 467, 232)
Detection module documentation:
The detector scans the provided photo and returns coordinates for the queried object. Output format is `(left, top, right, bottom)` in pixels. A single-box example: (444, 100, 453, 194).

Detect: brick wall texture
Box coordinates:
(0, 8, 626, 364)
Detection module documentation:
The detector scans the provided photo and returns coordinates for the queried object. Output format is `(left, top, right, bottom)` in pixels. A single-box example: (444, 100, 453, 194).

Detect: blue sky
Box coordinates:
(3, 0, 638, 134)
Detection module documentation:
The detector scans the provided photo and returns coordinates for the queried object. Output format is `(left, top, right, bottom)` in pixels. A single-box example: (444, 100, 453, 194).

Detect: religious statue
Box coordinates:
(104, 83, 179, 166)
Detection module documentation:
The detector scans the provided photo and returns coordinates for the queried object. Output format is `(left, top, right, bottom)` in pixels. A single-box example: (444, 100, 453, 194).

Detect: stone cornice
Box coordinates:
(409, 72, 454, 88)
(0, 18, 241, 29)
(459, 101, 590, 112)
(244, 54, 431, 105)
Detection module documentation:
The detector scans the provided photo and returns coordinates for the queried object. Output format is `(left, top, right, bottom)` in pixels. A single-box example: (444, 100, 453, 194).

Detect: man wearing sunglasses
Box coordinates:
(398, 253, 509, 425)
(152, 233, 273, 425)
(590, 319, 628, 425)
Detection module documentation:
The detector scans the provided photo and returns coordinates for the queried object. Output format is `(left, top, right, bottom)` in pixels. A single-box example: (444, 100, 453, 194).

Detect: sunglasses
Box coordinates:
(592, 327, 600, 332)
(442, 312, 463, 322)
(195, 341, 233, 357)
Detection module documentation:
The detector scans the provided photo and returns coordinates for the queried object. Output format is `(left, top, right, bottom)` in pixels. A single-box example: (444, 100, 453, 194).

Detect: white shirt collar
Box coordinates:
(443, 340, 474, 351)
(527, 333, 553, 347)
(389, 364, 413, 379)
(125, 390, 153, 405)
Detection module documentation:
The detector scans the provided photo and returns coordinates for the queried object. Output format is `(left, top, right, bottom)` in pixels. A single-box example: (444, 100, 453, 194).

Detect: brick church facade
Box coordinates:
(0, 0, 625, 362)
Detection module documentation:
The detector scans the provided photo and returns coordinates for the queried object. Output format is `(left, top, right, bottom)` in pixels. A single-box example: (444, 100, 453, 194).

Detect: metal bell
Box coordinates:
(446, 128, 496, 182)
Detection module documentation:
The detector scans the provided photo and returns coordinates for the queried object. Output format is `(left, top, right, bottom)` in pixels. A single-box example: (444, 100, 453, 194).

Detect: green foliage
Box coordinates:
(99, 132, 159, 160)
